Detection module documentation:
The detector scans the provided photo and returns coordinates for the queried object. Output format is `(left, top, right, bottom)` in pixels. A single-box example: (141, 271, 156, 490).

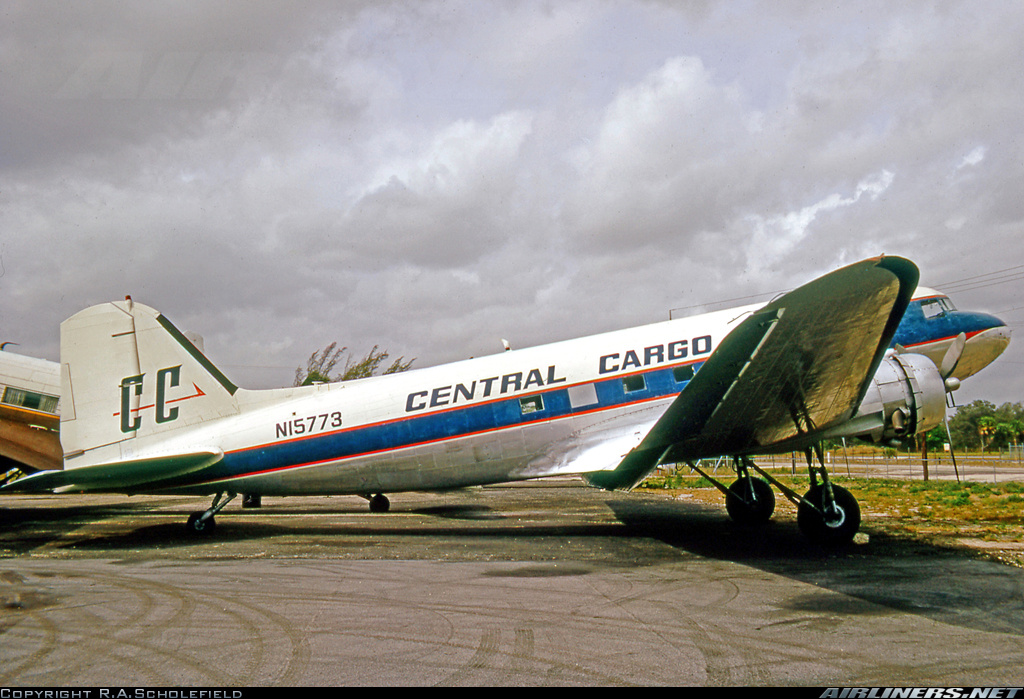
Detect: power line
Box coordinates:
(669, 290, 779, 315)
(666, 263, 1024, 319)
(940, 274, 1024, 295)
(936, 265, 1024, 293)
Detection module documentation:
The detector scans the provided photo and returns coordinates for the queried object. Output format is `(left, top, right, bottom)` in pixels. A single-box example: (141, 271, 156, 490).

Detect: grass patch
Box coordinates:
(638, 472, 1024, 565)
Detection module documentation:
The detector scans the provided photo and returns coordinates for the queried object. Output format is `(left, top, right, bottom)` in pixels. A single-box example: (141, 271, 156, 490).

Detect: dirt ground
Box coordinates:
(651, 479, 1024, 568)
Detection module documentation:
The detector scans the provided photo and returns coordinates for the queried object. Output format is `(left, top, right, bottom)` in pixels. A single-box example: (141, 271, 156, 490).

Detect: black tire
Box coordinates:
(725, 477, 775, 525)
(369, 494, 390, 513)
(797, 484, 860, 546)
(242, 494, 262, 509)
(186, 511, 216, 535)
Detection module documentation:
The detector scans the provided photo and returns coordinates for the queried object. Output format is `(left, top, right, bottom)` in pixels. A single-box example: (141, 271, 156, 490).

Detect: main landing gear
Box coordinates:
(686, 446, 861, 547)
(688, 456, 776, 526)
(364, 493, 390, 513)
(185, 491, 237, 535)
(795, 445, 861, 546)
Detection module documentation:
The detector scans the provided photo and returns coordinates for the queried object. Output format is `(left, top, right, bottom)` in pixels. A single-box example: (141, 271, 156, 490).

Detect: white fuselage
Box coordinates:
(147, 305, 759, 496)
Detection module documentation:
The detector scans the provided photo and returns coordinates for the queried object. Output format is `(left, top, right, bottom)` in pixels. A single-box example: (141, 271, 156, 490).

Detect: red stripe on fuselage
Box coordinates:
(899, 329, 985, 350)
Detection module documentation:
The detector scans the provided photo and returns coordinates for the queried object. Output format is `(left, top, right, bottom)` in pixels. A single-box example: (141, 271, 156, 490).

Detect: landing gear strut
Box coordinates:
(725, 471, 775, 525)
(688, 456, 775, 526)
(186, 492, 237, 535)
(725, 456, 775, 525)
(795, 445, 860, 546)
(686, 445, 861, 546)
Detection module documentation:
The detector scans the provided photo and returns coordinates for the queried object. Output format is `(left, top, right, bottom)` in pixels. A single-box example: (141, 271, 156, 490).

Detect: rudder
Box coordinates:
(60, 298, 239, 468)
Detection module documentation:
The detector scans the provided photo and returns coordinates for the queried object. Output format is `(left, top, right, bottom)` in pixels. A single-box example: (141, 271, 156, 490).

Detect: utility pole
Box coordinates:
(919, 434, 929, 481)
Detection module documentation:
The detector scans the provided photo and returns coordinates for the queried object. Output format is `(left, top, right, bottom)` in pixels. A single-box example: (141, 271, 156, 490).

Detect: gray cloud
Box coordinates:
(1, 0, 1021, 409)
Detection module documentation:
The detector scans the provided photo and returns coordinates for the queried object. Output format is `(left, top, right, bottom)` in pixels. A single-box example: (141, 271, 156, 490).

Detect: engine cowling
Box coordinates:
(827, 352, 947, 444)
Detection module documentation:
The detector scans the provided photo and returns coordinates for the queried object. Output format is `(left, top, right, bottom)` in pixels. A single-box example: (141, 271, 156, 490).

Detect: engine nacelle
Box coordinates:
(825, 352, 947, 444)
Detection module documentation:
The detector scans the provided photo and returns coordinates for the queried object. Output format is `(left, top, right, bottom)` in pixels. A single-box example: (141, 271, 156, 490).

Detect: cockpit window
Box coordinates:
(921, 299, 943, 318)
(920, 297, 956, 319)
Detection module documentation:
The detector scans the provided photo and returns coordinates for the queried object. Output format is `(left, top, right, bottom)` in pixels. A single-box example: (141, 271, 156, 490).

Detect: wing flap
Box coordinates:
(587, 256, 919, 490)
(2, 449, 224, 493)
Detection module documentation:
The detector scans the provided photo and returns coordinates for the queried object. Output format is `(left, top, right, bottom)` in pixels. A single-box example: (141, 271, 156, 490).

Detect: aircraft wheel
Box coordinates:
(186, 511, 216, 535)
(725, 477, 775, 525)
(369, 494, 390, 513)
(797, 484, 860, 546)
(242, 494, 262, 509)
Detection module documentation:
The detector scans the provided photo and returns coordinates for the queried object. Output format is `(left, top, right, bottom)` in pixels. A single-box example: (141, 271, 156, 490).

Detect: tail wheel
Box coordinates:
(369, 494, 390, 513)
(725, 477, 775, 525)
(186, 511, 216, 535)
(797, 484, 860, 546)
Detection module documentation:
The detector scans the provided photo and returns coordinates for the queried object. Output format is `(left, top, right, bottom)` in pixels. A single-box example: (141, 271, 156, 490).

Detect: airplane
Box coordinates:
(0, 350, 61, 484)
(0, 256, 1011, 546)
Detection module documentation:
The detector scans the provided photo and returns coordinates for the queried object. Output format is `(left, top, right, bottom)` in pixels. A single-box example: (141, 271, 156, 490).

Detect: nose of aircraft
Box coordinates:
(950, 311, 1011, 380)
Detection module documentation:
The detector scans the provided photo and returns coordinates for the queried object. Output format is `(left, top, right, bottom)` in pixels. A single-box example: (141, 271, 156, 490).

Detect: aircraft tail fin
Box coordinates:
(60, 298, 239, 469)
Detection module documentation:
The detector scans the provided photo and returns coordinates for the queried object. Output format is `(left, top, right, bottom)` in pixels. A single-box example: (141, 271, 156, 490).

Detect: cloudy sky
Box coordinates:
(2, 0, 1022, 409)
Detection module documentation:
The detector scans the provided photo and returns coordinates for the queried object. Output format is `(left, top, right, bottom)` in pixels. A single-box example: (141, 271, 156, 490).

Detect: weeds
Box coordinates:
(638, 473, 1024, 564)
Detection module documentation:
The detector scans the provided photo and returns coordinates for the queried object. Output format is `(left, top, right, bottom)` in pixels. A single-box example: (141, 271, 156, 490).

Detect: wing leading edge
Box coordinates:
(587, 256, 919, 490)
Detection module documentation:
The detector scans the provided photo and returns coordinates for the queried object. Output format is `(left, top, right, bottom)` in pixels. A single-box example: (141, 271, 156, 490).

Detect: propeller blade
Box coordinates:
(940, 332, 967, 379)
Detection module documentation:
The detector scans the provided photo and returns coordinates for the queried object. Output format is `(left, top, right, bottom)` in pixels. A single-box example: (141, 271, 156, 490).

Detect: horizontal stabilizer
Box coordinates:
(2, 449, 223, 493)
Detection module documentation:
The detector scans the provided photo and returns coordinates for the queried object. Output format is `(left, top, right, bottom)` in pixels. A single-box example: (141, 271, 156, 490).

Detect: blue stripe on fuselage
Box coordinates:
(184, 361, 705, 486)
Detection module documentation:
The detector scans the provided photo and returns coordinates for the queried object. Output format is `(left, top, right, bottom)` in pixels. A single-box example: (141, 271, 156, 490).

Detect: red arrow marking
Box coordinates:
(113, 382, 207, 417)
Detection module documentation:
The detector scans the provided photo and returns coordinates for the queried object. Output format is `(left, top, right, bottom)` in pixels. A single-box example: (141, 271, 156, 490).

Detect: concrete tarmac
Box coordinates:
(2, 479, 1023, 686)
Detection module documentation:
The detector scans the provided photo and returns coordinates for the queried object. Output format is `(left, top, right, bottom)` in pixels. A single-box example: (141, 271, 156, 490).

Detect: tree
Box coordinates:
(945, 400, 1024, 451)
(978, 416, 997, 452)
(947, 399, 997, 450)
(995, 418, 1024, 453)
(294, 343, 414, 386)
(924, 424, 948, 451)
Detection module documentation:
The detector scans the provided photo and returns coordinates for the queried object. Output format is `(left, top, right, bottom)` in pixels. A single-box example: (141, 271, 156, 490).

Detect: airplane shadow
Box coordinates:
(1, 502, 149, 554)
(4, 494, 1022, 639)
(606, 496, 1024, 639)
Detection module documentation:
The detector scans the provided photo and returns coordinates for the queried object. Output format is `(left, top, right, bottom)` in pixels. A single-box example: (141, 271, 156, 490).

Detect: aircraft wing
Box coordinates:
(587, 256, 919, 490)
(0, 405, 62, 474)
(2, 449, 224, 493)
(0, 403, 59, 431)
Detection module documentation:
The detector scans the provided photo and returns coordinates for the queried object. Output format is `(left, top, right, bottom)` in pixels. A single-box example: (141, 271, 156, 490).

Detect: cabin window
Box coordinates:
(622, 375, 646, 393)
(1, 387, 59, 414)
(568, 383, 598, 409)
(519, 395, 544, 414)
(673, 365, 695, 383)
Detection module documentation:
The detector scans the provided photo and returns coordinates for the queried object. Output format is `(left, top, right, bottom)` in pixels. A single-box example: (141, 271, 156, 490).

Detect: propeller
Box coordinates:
(939, 332, 966, 379)
(940, 332, 966, 392)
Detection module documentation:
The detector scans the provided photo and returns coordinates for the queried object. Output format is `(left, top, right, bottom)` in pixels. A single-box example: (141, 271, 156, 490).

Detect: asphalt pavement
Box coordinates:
(2, 479, 1023, 686)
